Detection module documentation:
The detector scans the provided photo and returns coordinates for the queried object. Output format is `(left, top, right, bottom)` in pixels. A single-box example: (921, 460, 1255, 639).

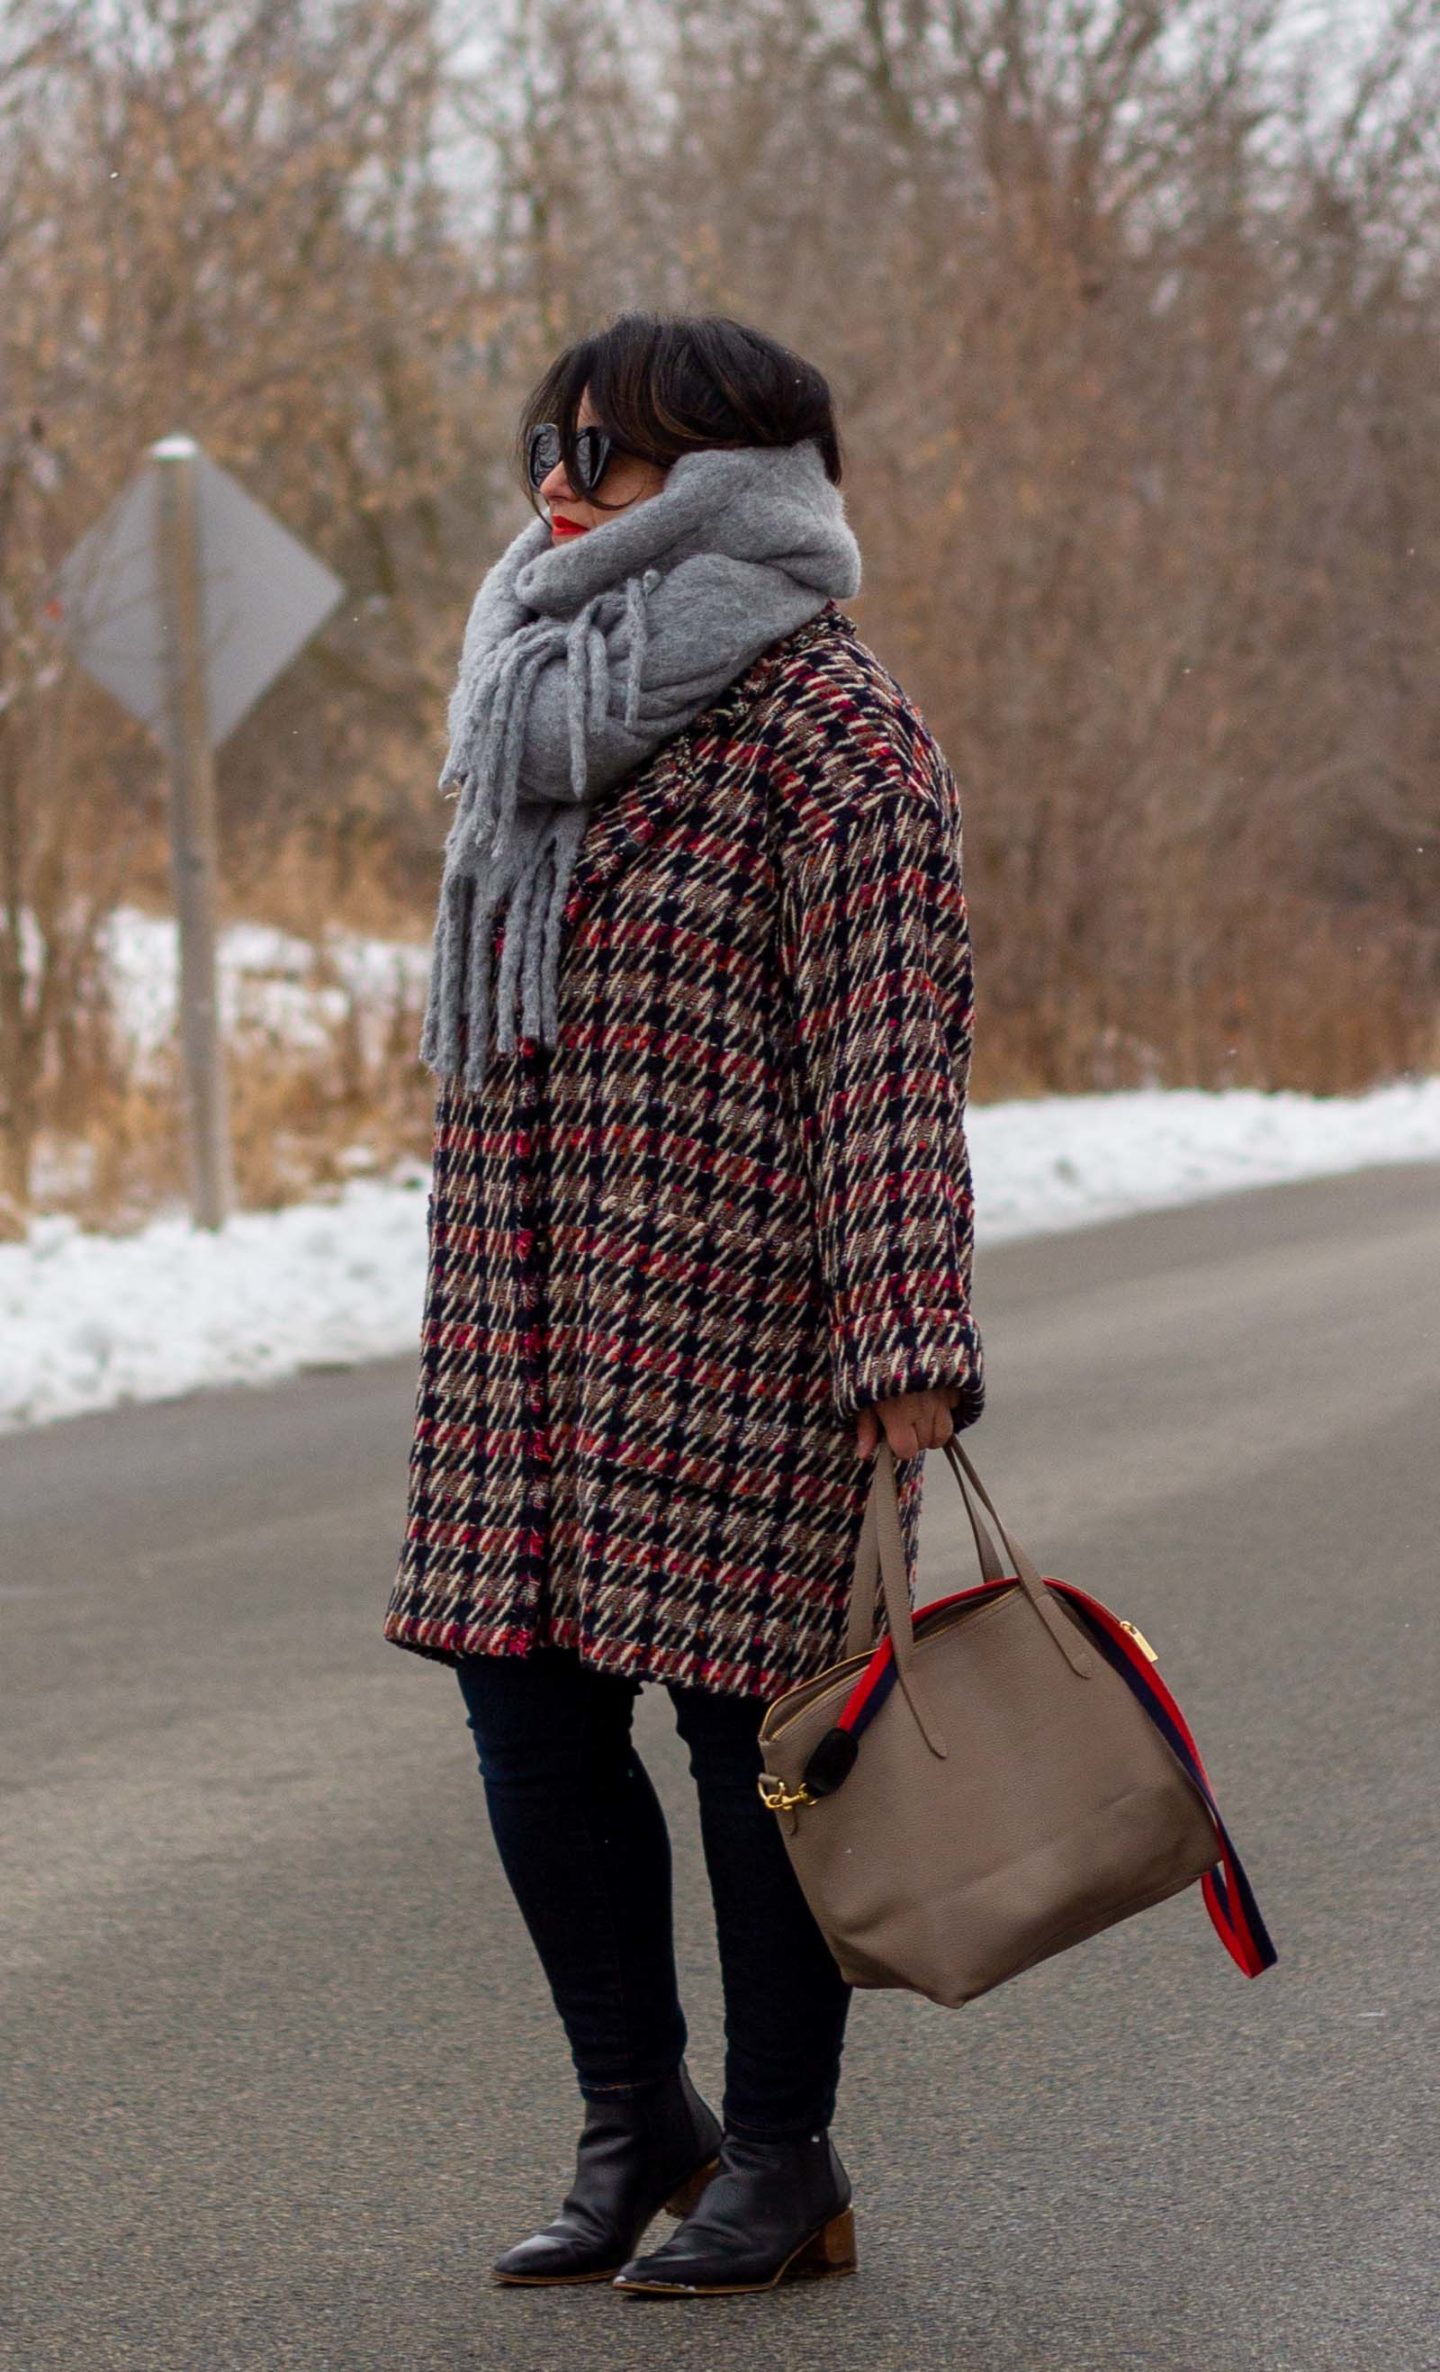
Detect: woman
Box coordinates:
(383, 311, 985, 2298)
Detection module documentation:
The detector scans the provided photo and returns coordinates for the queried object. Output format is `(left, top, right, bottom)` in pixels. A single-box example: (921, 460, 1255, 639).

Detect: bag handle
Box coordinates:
(841, 1438, 1006, 1663)
(845, 1441, 950, 1757)
(843, 1434, 1094, 1685)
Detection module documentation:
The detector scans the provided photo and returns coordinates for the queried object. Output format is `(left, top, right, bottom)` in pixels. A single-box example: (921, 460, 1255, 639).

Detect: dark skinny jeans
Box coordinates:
(455, 1646, 851, 2139)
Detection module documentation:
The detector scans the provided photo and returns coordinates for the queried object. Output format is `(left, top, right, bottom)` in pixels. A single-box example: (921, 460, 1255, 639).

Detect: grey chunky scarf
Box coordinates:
(418, 436, 862, 1090)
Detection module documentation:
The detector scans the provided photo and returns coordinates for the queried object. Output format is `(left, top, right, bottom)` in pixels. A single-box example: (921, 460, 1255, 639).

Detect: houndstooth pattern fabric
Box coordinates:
(383, 603, 985, 1699)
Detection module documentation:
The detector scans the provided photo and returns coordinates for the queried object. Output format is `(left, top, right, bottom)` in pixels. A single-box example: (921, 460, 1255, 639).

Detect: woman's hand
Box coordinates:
(854, 1386, 960, 1461)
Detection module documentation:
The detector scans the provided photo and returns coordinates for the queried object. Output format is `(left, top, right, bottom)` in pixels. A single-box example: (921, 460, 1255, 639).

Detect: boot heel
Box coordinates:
(664, 2157, 719, 2217)
(790, 2206, 857, 2278)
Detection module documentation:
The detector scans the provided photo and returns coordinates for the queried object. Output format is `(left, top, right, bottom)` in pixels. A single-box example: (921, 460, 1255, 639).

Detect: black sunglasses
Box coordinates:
(525, 421, 616, 500)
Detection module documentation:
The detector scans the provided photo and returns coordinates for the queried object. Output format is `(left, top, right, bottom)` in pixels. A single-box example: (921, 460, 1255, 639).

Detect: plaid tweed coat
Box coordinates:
(383, 602, 984, 1698)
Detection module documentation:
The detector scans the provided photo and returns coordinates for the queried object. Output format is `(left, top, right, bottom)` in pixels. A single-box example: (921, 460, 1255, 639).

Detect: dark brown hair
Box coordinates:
(516, 311, 844, 514)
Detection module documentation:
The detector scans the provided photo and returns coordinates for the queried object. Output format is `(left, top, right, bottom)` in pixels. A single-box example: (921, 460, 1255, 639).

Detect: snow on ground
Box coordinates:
(4, 1077, 1440, 1434)
(102, 905, 430, 1065)
(2, 1166, 433, 1434)
(966, 1077, 1440, 1241)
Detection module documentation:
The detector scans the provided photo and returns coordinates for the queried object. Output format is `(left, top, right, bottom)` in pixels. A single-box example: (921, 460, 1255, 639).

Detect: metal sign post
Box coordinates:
(154, 436, 233, 1230)
(52, 434, 344, 1231)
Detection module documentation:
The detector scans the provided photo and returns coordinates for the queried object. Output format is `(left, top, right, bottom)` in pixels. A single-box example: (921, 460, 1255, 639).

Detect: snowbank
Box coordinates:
(101, 905, 430, 1067)
(967, 1078, 1440, 1240)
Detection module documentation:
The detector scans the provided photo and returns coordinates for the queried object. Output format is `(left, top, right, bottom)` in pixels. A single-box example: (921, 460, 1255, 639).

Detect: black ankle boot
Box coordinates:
(612, 2127, 855, 2296)
(491, 2063, 722, 2286)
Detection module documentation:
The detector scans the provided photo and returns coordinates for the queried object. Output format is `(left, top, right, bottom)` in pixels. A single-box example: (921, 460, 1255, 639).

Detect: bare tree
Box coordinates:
(0, 0, 512, 1212)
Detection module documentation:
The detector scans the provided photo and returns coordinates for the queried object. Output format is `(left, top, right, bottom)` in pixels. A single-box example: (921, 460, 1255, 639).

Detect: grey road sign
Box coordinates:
(53, 435, 344, 749)
(50, 435, 346, 1231)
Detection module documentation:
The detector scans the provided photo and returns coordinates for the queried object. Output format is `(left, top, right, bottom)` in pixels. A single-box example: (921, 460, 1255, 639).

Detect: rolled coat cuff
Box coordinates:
(828, 1296, 986, 1428)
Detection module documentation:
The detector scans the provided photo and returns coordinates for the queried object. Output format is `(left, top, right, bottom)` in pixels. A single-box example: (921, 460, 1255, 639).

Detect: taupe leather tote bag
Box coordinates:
(757, 1437, 1276, 2008)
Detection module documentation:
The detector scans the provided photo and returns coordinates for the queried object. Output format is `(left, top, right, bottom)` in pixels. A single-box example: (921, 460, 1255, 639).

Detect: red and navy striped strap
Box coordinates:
(815, 1575, 1277, 1980)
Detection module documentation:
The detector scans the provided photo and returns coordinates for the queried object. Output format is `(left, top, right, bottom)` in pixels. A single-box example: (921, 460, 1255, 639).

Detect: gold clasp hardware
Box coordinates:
(758, 1773, 815, 1813)
(1118, 1619, 1159, 1663)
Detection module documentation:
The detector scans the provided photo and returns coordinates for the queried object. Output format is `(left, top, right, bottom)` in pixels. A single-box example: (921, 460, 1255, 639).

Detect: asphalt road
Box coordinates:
(3, 1164, 1438, 2372)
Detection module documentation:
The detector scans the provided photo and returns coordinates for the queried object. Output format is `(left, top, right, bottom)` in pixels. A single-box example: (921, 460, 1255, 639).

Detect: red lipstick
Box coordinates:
(550, 514, 589, 539)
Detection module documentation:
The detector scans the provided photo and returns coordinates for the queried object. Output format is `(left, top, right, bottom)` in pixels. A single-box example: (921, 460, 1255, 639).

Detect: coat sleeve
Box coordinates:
(778, 775, 986, 1428)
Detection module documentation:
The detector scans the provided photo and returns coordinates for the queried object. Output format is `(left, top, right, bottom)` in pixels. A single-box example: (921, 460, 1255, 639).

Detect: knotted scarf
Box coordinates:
(418, 436, 863, 1090)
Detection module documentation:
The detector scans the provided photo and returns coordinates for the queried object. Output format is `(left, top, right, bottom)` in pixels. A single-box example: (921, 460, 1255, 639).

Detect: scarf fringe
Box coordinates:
(491, 847, 541, 1063)
(426, 579, 654, 1080)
